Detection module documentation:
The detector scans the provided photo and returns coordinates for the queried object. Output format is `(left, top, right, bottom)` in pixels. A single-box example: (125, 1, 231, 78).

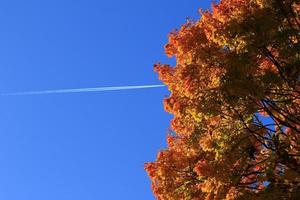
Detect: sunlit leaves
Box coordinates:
(146, 0, 300, 199)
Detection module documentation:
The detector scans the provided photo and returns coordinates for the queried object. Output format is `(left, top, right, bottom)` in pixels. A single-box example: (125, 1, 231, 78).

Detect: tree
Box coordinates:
(145, 0, 300, 199)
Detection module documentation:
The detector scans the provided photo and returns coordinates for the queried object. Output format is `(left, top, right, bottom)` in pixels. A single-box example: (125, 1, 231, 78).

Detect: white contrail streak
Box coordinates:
(2, 84, 165, 96)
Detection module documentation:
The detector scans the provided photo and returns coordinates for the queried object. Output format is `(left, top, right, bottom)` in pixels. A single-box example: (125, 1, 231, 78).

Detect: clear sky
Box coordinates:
(0, 1, 211, 199)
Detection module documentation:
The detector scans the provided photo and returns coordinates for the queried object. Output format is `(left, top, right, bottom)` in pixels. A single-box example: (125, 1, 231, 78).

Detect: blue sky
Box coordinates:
(0, 1, 211, 199)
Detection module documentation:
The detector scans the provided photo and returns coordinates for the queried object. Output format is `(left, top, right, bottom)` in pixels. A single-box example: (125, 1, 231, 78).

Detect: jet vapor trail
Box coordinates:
(2, 84, 165, 96)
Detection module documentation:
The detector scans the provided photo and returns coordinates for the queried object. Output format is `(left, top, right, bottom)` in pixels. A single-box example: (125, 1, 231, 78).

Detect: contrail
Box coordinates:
(1, 84, 165, 96)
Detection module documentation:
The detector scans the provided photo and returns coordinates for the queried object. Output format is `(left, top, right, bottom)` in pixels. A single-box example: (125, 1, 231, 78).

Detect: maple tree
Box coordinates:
(145, 0, 300, 199)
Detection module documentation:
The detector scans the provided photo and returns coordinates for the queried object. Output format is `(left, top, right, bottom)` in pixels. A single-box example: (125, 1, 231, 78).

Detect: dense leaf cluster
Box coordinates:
(145, 0, 300, 199)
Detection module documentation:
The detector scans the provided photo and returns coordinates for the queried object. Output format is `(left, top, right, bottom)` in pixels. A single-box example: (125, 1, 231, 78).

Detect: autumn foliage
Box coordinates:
(145, 0, 300, 199)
